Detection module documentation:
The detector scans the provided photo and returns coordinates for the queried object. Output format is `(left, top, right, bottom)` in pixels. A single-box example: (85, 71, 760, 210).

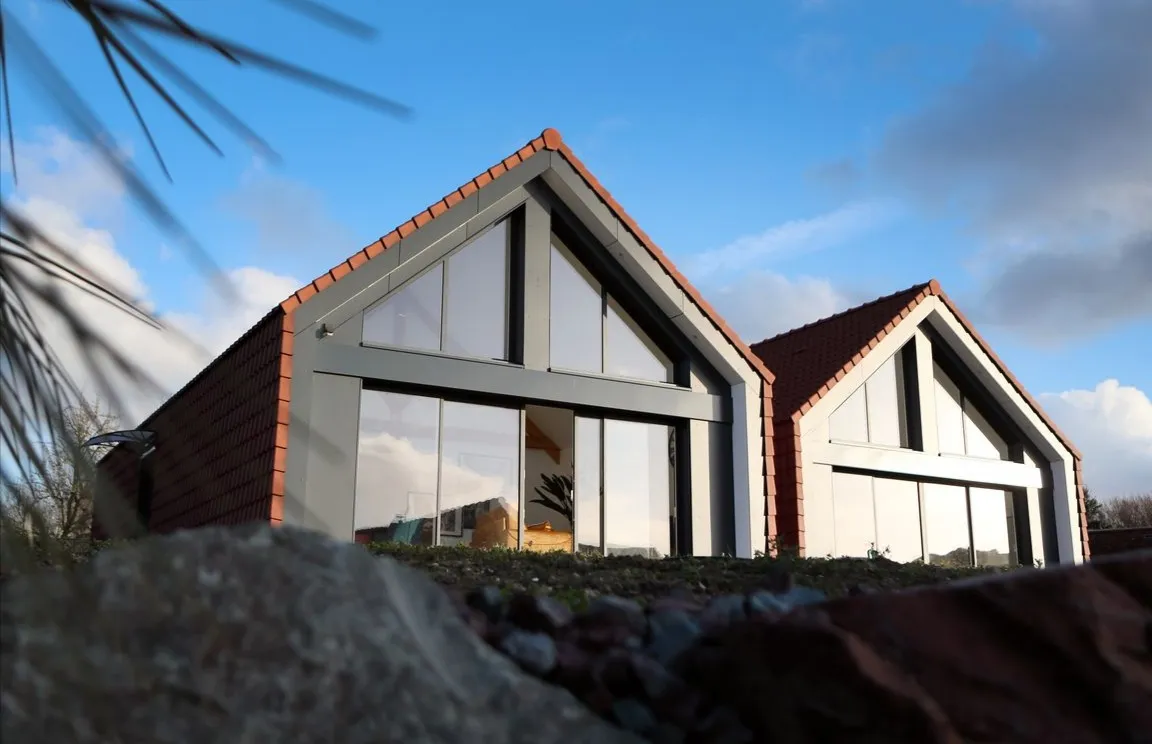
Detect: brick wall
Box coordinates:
(1088, 527, 1152, 557)
(93, 310, 287, 538)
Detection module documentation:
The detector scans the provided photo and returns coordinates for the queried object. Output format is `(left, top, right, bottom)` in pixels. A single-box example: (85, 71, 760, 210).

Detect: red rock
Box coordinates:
(677, 552, 1152, 744)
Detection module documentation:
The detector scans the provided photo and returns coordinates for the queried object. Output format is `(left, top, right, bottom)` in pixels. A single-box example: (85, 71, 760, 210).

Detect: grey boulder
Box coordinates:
(1, 524, 641, 744)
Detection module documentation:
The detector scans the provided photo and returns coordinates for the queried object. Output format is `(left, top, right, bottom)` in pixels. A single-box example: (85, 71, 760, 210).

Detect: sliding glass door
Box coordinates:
(574, 416, 676, 558)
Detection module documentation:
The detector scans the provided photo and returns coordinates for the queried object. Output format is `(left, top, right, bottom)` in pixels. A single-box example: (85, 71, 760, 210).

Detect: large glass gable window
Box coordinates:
(549, 238, 673, 384)
(363, 221, 510, 361)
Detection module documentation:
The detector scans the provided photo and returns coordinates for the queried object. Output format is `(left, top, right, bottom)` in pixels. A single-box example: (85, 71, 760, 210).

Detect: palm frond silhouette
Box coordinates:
(0, 0, 411, 573)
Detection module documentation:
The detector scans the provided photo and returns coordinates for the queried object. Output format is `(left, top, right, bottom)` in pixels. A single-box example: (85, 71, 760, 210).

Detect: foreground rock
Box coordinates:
(676, 551, 1152, 744)
(0, 525, 640, 744)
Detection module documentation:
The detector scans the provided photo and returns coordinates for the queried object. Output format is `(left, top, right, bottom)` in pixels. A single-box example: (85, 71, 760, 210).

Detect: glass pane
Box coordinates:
(970, 487, 1016, 567)
(443, 223, 509, 360)
(829, 386, 869, 443)
(830, 471, 876, 557)
(605, 297, 673, 383)
(355, 391, 440, 546)
(865, 356, 906, 447)
(964, 404, 1010, 460)
(439, 402, 520, 549)
(574, 417, 602, 555)
(923, 482, 971, 566)
(872, 477, 923, 562)
(549, 241, 603, 373)
(524, 406, 575, 553)
(363, 264, 443, 352)
(604, 420, 673, 558)
(933, 364, 966, 455)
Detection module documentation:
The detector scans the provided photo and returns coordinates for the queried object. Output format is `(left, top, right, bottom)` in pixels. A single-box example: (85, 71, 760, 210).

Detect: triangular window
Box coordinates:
(548, 238, 673, 384)
(932, 362, 1010, 460)
(829, 349, 910, 447)
(363, 221, 509, 361)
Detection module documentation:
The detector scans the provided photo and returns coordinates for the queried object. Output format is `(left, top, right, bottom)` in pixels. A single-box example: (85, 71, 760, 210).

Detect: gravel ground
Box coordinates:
(375, 544, 1009, 742)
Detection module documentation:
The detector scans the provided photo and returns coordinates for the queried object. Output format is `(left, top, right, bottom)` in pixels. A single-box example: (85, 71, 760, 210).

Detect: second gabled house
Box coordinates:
(96, 128, 776, 559)
(751, 281, 1090, 566)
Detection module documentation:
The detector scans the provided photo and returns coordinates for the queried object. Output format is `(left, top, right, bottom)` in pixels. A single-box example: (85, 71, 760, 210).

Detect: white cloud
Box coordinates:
(684, 200, 899, 281)
(221, 158, 354, 257)
(876, 0, 1152, 340)
(1040, 379, 1152, 500)
(704, 270, 856, 344)
(3, 127, 129, 223)
(6, 131, 301, 426)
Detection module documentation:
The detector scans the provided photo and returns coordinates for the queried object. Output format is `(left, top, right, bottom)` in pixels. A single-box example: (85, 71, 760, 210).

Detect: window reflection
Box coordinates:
(355, 392, 521, 549)
(865, 357, 906, 447)
(363, 265, 443, 353)
(444, 223, 509, 361)
(604, 420, 673, 558)
(362, 221, 511, 362)
(549, 237, 674, 384)
(440, 402, 521, 549)
(970, 487, 1016, 567)
(830, 472, 876, 557)
(923, 482, 971, 567)
(354, 391, 440, 546)
(605, 297, 673, 383)
(574, 417, 602, 555)
(872, 477, 923, 562)
(830, 387, 869, 443)
(549, 242, 603, 374)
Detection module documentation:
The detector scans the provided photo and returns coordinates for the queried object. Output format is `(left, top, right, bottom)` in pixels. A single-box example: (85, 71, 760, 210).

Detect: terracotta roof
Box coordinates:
(279, 128, 775, 386)
(749, 279, 1081, 459)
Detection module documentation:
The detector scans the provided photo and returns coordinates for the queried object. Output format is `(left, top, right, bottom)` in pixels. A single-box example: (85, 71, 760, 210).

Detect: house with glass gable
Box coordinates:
(94, 129, 1090, 565)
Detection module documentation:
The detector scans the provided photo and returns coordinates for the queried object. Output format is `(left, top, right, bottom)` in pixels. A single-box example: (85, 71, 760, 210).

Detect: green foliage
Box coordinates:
(1084, 488, 1109, 530)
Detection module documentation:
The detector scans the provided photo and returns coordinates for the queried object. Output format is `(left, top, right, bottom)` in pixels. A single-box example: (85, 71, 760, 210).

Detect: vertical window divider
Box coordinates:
(600, 290, 608, 375)
(964, 486, 976, 566)
(433, 399, 446, 547)
(599, 418, 607, 558)
(570, 416, 579, 555)
(916, 482, 928, 563)
(518, 407, 526, 551)
(869, 476, 880, 555)
(438, 255, 450, 354)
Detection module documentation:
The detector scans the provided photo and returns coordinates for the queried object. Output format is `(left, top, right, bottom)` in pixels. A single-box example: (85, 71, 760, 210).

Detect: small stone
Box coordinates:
(628, 652, 681, 701)
(507, 593, 574, 634)
(592, 648, 638, 696)
(699, 594, 748, 630)
(646, 609, 702, 666)
(612, 698, 658, 736)
(586, 595, 648, 635)
(577, 620, 639, 651)
(746, 585, 826, 615)
(648, 596, 703, 615)
(465, 585, 506, 623)
(499, 630, 558, 676)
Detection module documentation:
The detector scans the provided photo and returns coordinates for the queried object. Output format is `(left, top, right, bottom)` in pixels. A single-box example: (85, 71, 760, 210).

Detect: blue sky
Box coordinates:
(2, 0, 1149, 497)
